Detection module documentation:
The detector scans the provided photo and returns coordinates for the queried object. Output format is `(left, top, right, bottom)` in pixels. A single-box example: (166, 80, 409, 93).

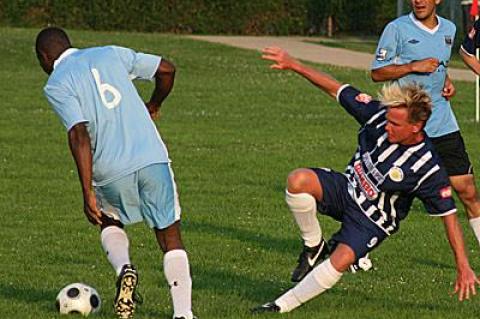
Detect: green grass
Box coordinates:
(305, 38, 468, 70)
(1, 27, 480, 318)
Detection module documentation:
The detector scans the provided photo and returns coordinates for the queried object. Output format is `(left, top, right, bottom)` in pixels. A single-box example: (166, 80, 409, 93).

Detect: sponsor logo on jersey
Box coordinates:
(408, 39, 420, 44)
(376, 48, 387, 61)
(388, 166, 404, 182)
(367, 237, 378, 248)
(440, 186, 452, 199)
(353, 161, 379, 200)
(445, 36, 453, 45)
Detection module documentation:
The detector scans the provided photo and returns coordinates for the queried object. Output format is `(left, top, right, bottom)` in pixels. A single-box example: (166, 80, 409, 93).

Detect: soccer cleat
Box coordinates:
(114, 264, 139, 319)
(350, 253, 373, 273)
(251, 302, 281, 314)
(291, 239, 330, 282)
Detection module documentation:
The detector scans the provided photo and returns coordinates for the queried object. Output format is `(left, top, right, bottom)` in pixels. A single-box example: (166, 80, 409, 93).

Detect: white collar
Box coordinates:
(53, 48, 79, 70)
(409, 12, 440, 34)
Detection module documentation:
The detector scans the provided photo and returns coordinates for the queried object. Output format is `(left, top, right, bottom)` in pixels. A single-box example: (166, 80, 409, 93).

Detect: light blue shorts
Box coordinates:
(95, 163, 181, 229)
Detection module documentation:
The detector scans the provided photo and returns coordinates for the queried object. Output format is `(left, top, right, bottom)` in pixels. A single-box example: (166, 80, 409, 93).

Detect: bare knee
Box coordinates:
(287, 168, 323, 200)
(456, 181, 478, 205)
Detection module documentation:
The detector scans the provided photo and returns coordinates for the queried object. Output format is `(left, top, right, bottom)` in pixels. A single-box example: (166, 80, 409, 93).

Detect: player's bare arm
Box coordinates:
(442, 213, 480, 301)
(146, 58, 176, 119)
(68, 123, 102, 226)
(442, 74, 455, 100)
(371, 58, 440, 82)
(262, 46, 341, 99)
(460, 48, 480, 75)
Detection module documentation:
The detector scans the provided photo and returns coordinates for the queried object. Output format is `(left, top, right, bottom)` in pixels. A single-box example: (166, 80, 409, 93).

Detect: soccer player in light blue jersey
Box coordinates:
(36, 27, 195, 319)
(371, 0, 480, 253)
(252, 46, 479, 315)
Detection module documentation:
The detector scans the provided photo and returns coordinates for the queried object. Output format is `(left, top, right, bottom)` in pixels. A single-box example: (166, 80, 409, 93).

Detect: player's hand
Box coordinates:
(262, 46, 297, 70)
(442, 77, 456, 100)
(452, 266, 480, 301)
(145, 101, 160, 120)
(411, 58, 439, 73)
(83, 190, 102, 226)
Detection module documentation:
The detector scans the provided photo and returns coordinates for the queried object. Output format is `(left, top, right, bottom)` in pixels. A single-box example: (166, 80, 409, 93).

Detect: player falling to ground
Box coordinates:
(35, 27, 195, 319)
(371, 0, 480, 251)
(251, 47, 479, 314)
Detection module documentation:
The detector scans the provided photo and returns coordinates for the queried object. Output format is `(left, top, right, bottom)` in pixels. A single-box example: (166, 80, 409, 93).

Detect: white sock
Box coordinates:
(164, 249, 193, 319)
(469, 217, 480, 246)
(275, 259, 342, 313)
(285, 190, 322, 247)
(100, 226, 131, 276)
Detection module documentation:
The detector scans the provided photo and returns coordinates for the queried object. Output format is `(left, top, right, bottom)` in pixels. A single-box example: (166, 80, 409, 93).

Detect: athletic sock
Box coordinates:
(285, 190, 322, 247)
(469, 217, 480, 246)
(164, 249, 193, 319)
(275, 259, 342, 313)
(100, 226, 131, 276)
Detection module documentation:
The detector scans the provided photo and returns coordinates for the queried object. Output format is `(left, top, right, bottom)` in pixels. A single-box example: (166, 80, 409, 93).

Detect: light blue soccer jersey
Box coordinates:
(44, 46, 169, 186)
(371, 13, 458, 138)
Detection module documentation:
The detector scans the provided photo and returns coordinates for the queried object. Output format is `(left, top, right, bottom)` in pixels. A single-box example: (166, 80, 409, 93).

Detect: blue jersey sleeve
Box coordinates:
(416, 166, 456, 217)
(337, 85, 383, 125)
(44, 83, 88, 131)
(372, 22, 401, 70)
(112, 46, 161, 80)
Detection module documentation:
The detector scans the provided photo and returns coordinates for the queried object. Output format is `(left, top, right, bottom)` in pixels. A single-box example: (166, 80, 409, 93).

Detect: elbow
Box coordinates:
(370, 70, 382, 82)
(159, 59, 176, 77)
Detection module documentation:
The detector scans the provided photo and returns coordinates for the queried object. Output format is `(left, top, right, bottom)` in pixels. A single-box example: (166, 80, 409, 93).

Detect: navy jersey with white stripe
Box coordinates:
(338, 85, 456, 235)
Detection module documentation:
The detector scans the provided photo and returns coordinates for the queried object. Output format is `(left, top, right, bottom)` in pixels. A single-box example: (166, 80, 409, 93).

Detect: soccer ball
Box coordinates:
(56, 283, 101, 316)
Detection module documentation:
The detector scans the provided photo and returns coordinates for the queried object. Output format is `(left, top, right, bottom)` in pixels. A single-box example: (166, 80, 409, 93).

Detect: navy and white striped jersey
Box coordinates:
(337, 85, 456, 236)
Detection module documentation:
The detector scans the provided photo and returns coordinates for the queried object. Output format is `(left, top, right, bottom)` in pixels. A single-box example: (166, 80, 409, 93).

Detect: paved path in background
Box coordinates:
(188, 35, 475, 82)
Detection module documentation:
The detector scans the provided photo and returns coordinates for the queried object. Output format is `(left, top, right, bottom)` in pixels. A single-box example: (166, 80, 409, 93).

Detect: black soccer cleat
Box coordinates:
(251, 302, 281, 314)
(291, 239, 330, 282)
(114, 264, 140, 319)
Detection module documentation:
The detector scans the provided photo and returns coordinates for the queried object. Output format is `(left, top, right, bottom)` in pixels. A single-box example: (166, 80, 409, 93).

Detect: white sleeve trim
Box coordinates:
(460, 45, 475, 57)
(336, 84, 351, 103)
(66, 119, 89, 132)
(429, 208, 457, 217)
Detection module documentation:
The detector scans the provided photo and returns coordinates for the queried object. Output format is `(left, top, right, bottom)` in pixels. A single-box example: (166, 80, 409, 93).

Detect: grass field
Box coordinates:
(1, 27, 480, 319)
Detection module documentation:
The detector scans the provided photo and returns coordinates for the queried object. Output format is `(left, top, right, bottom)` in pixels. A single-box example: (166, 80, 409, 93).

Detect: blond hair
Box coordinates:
(379, 83, 432, 124)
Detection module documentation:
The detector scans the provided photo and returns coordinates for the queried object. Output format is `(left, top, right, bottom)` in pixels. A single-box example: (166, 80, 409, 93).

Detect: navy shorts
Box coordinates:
(310, 167, 388, 259)
(430, 131, 473, 176)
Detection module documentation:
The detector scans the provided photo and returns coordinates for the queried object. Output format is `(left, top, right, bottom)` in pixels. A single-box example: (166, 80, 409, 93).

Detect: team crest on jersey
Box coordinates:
(444, 36, 453, 46)
(388, 166, 404, 182)
(376, 48, 387, 61)
(440, 186, 452, 199)
(355, 93, 373, 104)
(408, 39, 420, 44)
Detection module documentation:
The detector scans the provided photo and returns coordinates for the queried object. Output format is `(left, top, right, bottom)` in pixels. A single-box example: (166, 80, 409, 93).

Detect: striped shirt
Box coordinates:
(337, 85, 456, 235)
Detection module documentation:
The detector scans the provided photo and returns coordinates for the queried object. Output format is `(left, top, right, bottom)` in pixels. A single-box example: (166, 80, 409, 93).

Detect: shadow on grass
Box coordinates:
(185, 220, 298, 255)
(410, 257, 454, 270)
(0, 284, 57, 312)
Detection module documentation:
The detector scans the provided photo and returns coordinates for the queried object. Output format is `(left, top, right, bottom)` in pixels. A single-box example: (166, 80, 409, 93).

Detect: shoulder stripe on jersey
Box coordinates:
(378, 144, 399, 162)
(411, 151, 432, 173)
(411, 164, 440, 192)
(393, 142, 425, 167)
(376, 120, 387, 129)
(377, 132, 388, 147)
(366, 109, 386, 125)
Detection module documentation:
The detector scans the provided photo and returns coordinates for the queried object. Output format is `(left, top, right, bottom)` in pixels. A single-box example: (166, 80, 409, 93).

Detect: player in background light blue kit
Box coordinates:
(36, 27, 195, 319)
(371, 0, 480, 254)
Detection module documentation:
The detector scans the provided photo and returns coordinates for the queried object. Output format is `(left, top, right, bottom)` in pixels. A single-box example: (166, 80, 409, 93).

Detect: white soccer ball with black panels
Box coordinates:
(56, 283, 101, 316)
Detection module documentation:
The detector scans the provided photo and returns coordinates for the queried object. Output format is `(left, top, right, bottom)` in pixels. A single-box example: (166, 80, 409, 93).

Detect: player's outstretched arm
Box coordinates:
(146, 58, 176, 119)
(371, 58, 440, 82)
(441, 213, 480, 301)
(68, 123, 102, 226)
(460, 48, 480, 76)
(262, 46, 342, 99)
